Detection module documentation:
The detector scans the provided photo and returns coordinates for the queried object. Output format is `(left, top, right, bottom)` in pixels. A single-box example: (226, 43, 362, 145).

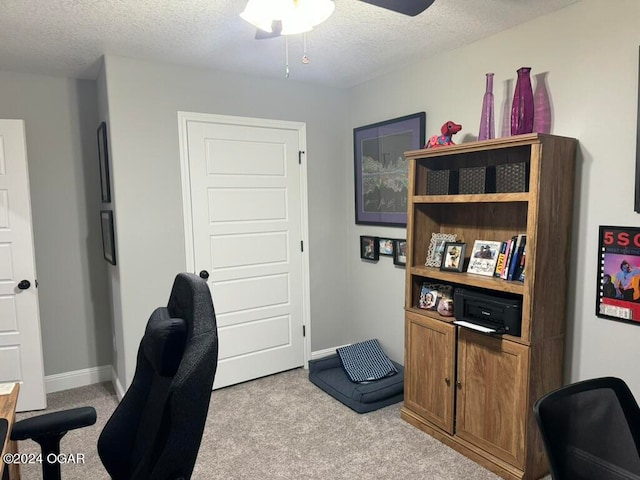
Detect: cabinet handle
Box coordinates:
(456, 380, 462, 388)
(445, 377, 450, 385)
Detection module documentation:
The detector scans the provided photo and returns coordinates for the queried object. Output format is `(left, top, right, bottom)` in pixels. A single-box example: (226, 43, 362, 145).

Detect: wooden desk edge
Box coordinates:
(0, 383, 21, 480)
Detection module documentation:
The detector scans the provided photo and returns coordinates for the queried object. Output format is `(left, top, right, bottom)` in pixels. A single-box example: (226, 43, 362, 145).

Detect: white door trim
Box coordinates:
(177, 111, 312, 368)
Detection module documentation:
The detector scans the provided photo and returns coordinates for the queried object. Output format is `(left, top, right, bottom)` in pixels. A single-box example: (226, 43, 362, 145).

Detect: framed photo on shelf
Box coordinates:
(100, 210, 116, 265)
(467, 240, 503, 277)
(440, 242, 466, 272)
(596, 225, 640, 325)
(97, 121, 111, 203)
(436, 284, 455, 317)
(418, 283, 439, 310)
(354, 112, 426, 227)
(393, 239, 407, 266)
(360, 235, 379, 261)
(425, 232, 457, 267)
(379, 238, 394, 256)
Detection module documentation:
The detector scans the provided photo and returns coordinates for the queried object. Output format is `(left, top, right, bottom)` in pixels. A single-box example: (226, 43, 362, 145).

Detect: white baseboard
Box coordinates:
(111, 367, 126, 401)
(45, 349, 352, 395)
(310, 344, 351, 361)
(45, 365, 112, 394)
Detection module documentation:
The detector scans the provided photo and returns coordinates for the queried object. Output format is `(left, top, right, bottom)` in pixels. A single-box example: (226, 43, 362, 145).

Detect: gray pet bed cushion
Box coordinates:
(308, 354, 404, 413)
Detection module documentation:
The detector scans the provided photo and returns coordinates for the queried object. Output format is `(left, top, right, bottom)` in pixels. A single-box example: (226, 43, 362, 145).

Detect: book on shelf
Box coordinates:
(507, 234, 527, 281)
(467, 240, 503, 277)
(494, 241, 508, 277)
(501, 236, 517, 279)
(516, 244, 526, 282)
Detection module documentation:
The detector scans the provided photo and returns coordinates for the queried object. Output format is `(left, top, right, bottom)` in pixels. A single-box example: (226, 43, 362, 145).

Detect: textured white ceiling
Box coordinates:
(0, 0, 580, 87)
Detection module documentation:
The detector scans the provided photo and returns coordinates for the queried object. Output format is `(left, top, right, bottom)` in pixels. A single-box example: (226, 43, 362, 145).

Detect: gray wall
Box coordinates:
(98, 56, 351, 387)
(0, 70, 111, 376)
(346, 0, 640, 395)
(5, 0, 640, 400)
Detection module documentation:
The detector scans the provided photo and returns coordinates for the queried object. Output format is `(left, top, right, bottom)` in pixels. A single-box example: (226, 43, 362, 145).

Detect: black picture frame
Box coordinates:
(101, 210, 116, 265)
(360, 235, 379, 261)
(440, 242, 466, 272)
(354, 112, 426, 227)
(596, 225, 640, 325)
(379, 238, 394, 256)
(393, 239, 407, 266)
(97, 121, 111, 203)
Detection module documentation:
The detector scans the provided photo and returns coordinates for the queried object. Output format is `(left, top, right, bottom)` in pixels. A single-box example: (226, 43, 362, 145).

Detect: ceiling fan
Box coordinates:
(250, 0, 436, 40)
(359, 0, 436, 17)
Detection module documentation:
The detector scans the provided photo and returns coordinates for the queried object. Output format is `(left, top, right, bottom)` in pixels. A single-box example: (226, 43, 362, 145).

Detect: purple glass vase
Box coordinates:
(533, 72, 552, 134)
(510, 67, 534, 135)
(478, 73, 495, 141)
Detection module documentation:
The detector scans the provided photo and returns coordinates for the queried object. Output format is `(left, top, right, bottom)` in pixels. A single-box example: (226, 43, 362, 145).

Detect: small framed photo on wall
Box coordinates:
(393, 239, 407, 266)
(97, 122, 111, 203)
(360, 235, 379, 261)
(379, 238, 394, 256)
(101, 210, 116, 265)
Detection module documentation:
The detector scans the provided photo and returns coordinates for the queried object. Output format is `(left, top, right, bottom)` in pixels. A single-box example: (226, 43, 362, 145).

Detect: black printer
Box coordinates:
(453, 287, 522, 336)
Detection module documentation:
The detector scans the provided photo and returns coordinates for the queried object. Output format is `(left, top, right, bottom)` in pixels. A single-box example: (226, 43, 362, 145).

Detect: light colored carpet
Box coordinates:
(14, 368, 519, 479)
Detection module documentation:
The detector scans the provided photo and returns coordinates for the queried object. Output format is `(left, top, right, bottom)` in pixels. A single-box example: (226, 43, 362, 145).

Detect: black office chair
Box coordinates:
(11, 272, 219, 480)
(534, 377, 640, 480)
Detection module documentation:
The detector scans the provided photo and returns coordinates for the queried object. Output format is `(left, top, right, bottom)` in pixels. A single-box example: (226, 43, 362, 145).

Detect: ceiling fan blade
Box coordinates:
(255, 20, 283, 40)
(359, 0, 435, 16)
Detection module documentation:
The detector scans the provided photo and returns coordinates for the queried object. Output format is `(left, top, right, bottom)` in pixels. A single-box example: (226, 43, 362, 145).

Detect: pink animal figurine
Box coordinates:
(425, 121, 462, 148)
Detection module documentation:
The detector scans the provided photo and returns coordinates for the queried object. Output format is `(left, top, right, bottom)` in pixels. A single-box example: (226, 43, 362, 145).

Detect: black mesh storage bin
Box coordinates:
(426, 169, 458, 195)
(459, 166, 495, 194)
(496, 162, 529, 192)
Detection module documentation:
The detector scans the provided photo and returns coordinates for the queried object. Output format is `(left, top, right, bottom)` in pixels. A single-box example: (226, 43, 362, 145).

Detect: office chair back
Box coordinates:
(97, 273, 219, 480)
(534, 377, 640, 480)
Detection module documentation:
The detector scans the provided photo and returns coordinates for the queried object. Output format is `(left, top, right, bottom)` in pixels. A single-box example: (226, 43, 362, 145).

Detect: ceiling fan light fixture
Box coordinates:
(280, 19, 313, 36)
(241, 0, 335, 35)
(240, 0, 278, 32)
(295, 0, 335, 27)
(280, 6, 315, 36)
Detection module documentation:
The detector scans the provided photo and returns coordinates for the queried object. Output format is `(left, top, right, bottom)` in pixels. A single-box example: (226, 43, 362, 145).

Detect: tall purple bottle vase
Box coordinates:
(533, 72, 552, 134)
(478, 73, 495, 140)
(510, 67, 534, 135)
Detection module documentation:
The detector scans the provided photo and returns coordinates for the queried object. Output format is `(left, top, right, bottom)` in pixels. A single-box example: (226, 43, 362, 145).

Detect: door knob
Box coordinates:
(18, 280, 31, 290)
(199, 270, 210, 280)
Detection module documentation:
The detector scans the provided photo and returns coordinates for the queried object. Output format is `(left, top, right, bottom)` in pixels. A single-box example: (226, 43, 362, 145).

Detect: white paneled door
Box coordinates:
(179, 113, 309, 389)
(0, 120, 46, 411)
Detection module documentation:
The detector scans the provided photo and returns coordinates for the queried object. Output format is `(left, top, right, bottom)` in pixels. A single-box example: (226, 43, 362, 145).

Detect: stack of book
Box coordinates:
(493, 234, 526, 282)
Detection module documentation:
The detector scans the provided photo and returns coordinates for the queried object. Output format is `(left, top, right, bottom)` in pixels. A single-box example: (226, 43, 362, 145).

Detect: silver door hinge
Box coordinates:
(299, 150, 305, 164)
(303, 325, 306, 337)
(301, 240, 304, 252)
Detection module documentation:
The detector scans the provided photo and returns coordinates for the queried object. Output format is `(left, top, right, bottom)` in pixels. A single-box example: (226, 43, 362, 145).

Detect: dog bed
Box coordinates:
(308, 353, 404, 413)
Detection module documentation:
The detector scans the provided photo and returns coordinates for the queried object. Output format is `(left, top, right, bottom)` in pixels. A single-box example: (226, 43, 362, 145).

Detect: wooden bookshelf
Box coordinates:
(401, 133, 577, 480)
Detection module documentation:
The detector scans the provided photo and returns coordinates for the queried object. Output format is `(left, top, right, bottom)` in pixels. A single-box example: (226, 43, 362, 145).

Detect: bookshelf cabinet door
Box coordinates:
(404, 312, 456, 434)
(455, 328, 529, 468)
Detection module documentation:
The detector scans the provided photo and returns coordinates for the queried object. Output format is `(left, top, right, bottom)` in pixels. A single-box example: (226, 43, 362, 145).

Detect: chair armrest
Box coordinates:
(11, 406, 97, 441)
